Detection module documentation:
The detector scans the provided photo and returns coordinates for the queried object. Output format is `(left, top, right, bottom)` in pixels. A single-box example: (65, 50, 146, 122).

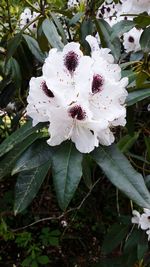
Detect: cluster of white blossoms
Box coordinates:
(132, 209, 150, 241)
(19, 7, 39, 32)
(96, 0, 150, 53)
(67, 0, 86, 9)
(27, 35, 128, 153)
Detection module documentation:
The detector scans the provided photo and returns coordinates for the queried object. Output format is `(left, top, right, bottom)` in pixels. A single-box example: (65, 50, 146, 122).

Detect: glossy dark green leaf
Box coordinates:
(102, 223, 128, 254)
(95, 19, 121, 61)
(111, 20, 135, 40)
(68, 12, 84, 26)
(92, 144, 150, 208)
(12, 139, 52, 174)
(140, 26, 150, 53)
(0, 121, 42, 158)
(137, 232, 148, 260)
(42, 18, 64, 50)
(117, 132, 140, 153)
(134, 12, 150, 28)
(82, 155, 93, 189)
(124, 228, 141, 253)
(23, 34, 45, 63)
(51, 12, 68, 44)
(51, 142, 83, 210)
(80, 17, 94, 52)
(5, 57, 22, 88)
(126, 88, 150, 106)
(0, 133, 42, 180)
(14, 160, 51, 214)
(7, 33, 22, 60)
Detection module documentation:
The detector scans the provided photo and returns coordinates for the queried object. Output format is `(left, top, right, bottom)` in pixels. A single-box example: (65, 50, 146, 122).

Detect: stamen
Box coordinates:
(69, 105, 86, 120)
(41, 81, 54, 98)
(92, 74, 104, 94)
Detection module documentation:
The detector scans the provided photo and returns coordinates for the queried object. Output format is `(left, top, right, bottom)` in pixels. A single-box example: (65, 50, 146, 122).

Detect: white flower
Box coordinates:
(67, 0, 86, 9)
(61, 220, 68, 227)
(119, 0, 150, 16)
(96, 1, 117, 20)
(19, 8, 39, 32)
(26, 76, 59, 126)
(123, 27, 143, 53)
(27, 35, 128, 153)
(47, 102, 108, 153)
(131, 210, 141, 226)
(140, 208, 150, 230)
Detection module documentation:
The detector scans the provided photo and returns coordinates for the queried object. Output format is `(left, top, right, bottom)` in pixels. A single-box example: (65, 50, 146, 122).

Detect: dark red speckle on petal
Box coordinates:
(128, 36, 134, 43)
(41, 81, 54, 98)
(92, 74, 104, 94)
(64, 51, 79, 73)
(69, 105, 86, 120)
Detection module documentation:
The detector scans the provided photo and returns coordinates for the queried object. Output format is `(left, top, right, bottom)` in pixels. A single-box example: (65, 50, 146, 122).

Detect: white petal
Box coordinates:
(86, 35, 100, 52)
(71, 124, 99, 153)
(47, 107, 73, 146)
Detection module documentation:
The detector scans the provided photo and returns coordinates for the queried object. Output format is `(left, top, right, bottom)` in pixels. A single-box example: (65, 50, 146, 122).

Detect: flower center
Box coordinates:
(92, 74, 104, 94)
(128, 36, 134, 43)
(64, 51, 79, 73)
(41, 81, 54, 98)
(69, 105, 86, 120)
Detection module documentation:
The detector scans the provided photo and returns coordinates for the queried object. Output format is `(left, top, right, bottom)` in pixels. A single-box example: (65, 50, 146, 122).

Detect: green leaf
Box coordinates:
(95, 19, 121, 61)
(7, 33, 22, 60)
(92, 144, 150, 208)
(134, 12, 150, 28)
(126, 88, 150, 106)
(102, 223, 128, 254)
(140, 26, 150, 53)
(121, 69, 136, 85)
(124, 228, 141, 253)
(82, 155, 93, 189)
(5, 57, 22, 88)
(0, 133, 42, 180)
(137, 232, 148, 260)
(0, 121, 42, 158)
(136, 71, 149, 88)
(117, 132, 140, 153)
(68, 12, 84, 26)
(80, 17, 94, 52)
(23, 34, 45, 63)
(37, 255, 50, 264)
(14, 161, 51, 214)
(12, 139, 52, 175)
(51, 142, 83, 210)
(51, 12, 68, 44)
(42, 18, 64, 50)
(111, 20, 135, 40)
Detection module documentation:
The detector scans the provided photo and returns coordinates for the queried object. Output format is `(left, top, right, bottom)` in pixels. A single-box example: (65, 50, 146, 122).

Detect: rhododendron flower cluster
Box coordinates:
(19, 7, 39, 32)
(27, 35, 128, 153)
(96, 0, 150, 53)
